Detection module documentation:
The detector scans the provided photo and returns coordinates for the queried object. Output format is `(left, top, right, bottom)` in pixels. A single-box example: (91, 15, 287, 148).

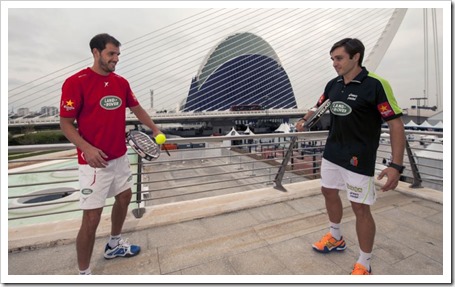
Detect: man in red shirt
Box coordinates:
(60, 33, 162, 275)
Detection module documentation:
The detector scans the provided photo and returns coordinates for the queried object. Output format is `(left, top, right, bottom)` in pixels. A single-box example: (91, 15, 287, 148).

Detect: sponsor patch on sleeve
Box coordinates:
(317, 94, 326, 106)
(62, 99, 75, 111)
(377, 102, 395, 118)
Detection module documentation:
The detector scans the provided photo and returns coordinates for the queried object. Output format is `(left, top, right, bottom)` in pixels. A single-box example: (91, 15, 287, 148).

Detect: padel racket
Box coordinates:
(304, 99, 331, 130)
(127, 130, 169, 161)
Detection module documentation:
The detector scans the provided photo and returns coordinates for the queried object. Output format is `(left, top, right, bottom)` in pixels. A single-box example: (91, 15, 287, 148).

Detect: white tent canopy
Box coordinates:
(223, 127, 240, 148)
(244, 126, 255, 135)
(274, 122, 291, 133)
(418, 120, 434, 129)
(433, 121, 443, 129)
(225, 127, 240, 137)
(405, 120, 419, 128)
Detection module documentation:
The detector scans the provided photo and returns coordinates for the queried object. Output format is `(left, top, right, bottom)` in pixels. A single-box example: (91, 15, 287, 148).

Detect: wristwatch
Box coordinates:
(388, 162, 405, 174)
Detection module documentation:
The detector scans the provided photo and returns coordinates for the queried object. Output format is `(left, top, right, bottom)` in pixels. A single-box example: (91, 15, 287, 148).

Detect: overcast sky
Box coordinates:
(2, 1, 449, 114)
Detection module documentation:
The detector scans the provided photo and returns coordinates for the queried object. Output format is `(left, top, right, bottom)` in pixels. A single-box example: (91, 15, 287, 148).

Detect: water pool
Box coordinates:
(8, 151, 138, 227)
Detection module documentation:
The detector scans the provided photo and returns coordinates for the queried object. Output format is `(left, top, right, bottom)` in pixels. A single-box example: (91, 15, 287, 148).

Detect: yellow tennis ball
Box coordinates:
(155, 133, 166, 145)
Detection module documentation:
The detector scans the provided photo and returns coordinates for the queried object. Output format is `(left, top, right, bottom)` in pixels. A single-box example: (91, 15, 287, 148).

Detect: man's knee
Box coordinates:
(351, 202, 372, 217)
(321, 186, 340, 200)
(115, 188, 132, 204)
(82, 209, 103, 229)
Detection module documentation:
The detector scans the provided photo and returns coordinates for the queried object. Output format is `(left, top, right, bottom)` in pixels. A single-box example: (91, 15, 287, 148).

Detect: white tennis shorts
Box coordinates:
(78, 153, 133, 210)
(320, 158, 377, 205)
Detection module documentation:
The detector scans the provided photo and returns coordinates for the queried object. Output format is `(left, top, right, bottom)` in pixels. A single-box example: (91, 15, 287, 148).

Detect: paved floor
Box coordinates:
(7, 179, 447, 284)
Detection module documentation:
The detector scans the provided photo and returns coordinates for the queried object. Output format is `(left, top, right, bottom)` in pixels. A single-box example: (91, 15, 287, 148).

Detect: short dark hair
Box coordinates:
(89, 33, 121, 53)
(330, 38, 365, 66)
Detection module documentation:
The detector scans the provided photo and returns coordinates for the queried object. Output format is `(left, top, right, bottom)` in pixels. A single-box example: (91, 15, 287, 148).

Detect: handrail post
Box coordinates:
(132, 154, 146, 218)
(273, 136, 297, 192)
(405, 139, 423, 188)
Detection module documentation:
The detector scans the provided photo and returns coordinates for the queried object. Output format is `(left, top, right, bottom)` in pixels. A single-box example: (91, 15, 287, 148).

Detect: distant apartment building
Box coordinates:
(16, 108, 30, 117)
(40, 106, 59, 116)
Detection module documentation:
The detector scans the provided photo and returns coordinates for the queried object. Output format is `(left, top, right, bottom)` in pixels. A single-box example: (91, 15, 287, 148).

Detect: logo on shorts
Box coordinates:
(81, 188, 93, 195)
(347, 183, 363, 193)
(127, 175, 133, 182)
(350, 156, 358, 167)
(100, 96, 122, 110)
(349, 192, 359, 199)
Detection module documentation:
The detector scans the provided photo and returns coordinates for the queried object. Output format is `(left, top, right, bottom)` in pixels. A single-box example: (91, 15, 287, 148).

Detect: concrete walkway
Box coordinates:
(7, 179, 446, 284)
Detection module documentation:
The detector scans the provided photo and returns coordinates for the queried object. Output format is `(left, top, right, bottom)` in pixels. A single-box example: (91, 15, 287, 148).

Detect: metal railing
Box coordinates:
(8, 130, 443, 226)
(377, 129, 444, 191)
(8, 109, 309, 126)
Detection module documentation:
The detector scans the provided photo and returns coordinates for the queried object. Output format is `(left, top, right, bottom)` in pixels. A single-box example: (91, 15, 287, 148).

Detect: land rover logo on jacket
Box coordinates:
(330, 101, 352, 116)
(100, 96, 122, 110)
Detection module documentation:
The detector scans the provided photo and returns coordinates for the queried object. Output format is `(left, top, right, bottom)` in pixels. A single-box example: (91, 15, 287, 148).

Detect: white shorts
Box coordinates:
(320, 158, 376, 205)
(78, 153, 133, 210)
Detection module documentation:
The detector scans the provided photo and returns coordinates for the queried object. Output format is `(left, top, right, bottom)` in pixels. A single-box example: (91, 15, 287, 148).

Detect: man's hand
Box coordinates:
(296, 119, 306, 132)
(60, 117, 108, 168)
(377, 167, 401, 192)
(81, 146, 108, 168)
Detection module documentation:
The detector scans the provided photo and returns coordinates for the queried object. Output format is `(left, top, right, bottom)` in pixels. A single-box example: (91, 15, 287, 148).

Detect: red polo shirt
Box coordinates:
(60, 68, 139, 164)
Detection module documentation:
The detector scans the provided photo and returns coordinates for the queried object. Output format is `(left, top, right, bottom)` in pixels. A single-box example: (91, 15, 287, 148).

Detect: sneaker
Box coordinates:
(312, 232, 347, 253)
(351, 263, 372, 275)
(104, 238, 141, 259)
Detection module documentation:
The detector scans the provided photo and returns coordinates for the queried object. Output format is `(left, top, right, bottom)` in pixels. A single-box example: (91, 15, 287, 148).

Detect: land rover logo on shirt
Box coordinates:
(100, 96, 122, 110)
(330, 101, 352, 116)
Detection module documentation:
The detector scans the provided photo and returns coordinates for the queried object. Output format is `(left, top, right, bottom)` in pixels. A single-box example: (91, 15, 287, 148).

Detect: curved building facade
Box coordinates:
(181, 32, 297, 112)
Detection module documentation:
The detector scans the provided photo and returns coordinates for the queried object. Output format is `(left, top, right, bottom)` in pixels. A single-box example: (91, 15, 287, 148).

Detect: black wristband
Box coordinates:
(388, 162, 405, 174)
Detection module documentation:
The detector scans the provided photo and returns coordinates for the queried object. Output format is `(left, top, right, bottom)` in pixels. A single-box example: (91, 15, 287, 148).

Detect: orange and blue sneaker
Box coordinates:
(312, 232, 347, 253)
(351, 263, 372, 275)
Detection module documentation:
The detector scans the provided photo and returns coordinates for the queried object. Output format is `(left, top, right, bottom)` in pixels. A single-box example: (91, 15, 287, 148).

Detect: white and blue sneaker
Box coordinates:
(104, 238, 141, 259)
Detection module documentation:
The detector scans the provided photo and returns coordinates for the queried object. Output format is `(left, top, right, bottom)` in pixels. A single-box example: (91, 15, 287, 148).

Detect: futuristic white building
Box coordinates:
(182, 32, 297, 112)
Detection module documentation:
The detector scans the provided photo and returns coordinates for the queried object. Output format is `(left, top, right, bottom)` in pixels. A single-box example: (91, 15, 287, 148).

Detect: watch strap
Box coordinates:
(388, 162, 405, 174)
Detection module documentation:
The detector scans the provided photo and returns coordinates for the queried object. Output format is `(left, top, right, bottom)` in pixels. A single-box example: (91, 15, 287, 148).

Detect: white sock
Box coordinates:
(108, 234, 121, 248)
(79, 267, 92, 275)
(357, 249, 372, 270)
(329, 221, 341, 240)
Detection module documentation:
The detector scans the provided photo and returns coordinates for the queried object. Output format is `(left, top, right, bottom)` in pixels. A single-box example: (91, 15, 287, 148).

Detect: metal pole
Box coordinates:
(132, 154, 146, 218)
(405, 139, 423, 188)
(273, 136, 297, 191)
(237, 155, 244, 170)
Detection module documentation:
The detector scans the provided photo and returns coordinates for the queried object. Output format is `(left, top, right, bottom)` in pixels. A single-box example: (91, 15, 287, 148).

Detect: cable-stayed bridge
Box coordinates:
(8, 8, 408, 119)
